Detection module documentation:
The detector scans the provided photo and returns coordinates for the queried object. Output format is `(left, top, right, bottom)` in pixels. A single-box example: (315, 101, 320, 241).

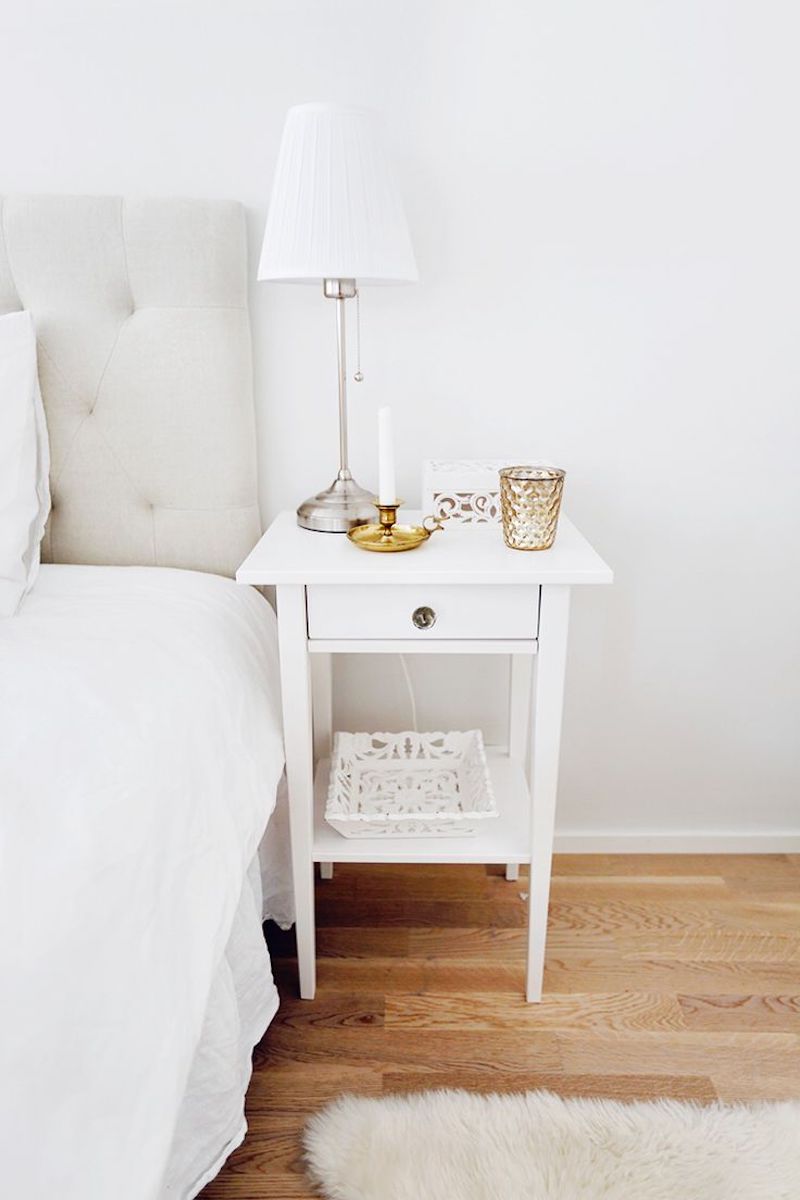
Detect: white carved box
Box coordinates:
(421, 458, 527, 524)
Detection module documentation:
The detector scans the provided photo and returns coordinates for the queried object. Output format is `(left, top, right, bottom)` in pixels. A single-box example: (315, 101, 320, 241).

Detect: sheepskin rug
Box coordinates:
(304, 1089, 800, 1199)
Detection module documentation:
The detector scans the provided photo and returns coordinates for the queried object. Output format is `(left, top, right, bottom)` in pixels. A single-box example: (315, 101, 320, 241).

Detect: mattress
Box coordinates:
(0, 565, 287, 1199)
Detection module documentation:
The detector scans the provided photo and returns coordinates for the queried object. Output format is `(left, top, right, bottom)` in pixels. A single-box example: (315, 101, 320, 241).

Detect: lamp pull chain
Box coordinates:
(353, 288, 364, 382)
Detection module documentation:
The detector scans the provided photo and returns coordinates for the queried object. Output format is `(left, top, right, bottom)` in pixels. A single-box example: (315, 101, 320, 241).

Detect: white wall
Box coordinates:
(3, 0, 799, 845)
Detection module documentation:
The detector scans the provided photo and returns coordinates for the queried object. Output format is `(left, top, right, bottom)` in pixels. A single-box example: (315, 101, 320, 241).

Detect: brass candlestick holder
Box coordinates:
(347, 500, 445, 552)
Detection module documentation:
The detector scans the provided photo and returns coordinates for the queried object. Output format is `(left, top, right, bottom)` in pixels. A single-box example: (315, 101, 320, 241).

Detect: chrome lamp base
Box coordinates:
(298, 278, 376, 533)
(297, 473, 375, 533)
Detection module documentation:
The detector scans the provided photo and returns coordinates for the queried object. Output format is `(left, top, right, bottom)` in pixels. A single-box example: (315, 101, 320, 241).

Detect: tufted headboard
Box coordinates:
(0, 196, 260, 578)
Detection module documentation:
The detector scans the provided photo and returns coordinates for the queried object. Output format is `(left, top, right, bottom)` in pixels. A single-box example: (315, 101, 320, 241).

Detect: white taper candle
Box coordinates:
(377, 406, 396, 504)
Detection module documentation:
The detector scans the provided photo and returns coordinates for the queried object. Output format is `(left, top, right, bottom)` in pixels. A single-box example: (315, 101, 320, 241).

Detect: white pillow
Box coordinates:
(0, 311, 51, 616)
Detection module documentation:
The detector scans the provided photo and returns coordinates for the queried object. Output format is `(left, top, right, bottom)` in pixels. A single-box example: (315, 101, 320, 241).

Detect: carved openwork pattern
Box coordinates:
(423, 459, 510, 524)
(326, 730, 497, 838)
(432, 491, 501, 523)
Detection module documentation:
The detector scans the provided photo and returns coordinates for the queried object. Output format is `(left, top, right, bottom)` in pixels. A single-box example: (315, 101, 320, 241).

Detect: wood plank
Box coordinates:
(403, 924, 800, 971)
(203, 1175, 310, 1200)
(557, 1031, 800, 1077)
(246, 1065, 382, 1113)
(543, 955, 800, 995)
(303, 956, 525, 994)
(408, 926, 528, 959)
(721, 872, 800, 897)
(315, 928, 410, 958)
(407, 926, 619, 959)
(550, 854, 796, 878)
(712, 1065, 800, 1101)
(316, 898, 527, 928)
(319, 862, 492, 900)
(382, 1071, 718, 1102)
(284, 950, 791, 998)
(616, 931, 800, 962)
(202, 1120, 307, 1191)
(547, 876, 731, 901)
(270, 992, 384, 1030)
(259, 1026, 564, 1074)
(548, 899, 800, 936)
(677, 993, 800, 1031)
(385, 991, 686, 1032)
(719, 857, 800, 882)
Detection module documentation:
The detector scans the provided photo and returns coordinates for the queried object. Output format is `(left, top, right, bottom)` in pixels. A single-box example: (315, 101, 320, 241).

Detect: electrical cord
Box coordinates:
(398, 654, 418, 731)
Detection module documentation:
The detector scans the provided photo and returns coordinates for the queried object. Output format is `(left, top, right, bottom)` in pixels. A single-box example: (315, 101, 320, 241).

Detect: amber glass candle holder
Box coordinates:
(499, 466, 565, 551)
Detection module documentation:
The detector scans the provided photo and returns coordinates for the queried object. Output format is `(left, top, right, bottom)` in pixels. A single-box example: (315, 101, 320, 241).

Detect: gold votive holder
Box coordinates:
(499, 466, 565, 551)
(347, 501, 445, 553)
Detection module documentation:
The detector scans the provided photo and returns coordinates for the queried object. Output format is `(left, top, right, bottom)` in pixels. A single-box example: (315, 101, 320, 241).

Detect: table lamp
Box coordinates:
(259, 102, 418, 532)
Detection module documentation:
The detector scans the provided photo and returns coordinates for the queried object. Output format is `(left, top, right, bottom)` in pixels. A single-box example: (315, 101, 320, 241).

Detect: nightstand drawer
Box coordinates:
(306, 585, 540, 641)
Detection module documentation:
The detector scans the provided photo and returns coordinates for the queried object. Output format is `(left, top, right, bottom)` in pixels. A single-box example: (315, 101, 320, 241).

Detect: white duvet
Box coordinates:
(0, 565, 286, 1199)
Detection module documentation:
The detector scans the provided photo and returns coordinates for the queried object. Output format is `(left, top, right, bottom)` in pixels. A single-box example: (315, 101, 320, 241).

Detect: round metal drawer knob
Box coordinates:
(412, 605, 437, 630)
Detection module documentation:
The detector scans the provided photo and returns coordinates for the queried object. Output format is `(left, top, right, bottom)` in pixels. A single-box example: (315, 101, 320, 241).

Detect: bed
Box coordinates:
(0, 196, 289, 1199)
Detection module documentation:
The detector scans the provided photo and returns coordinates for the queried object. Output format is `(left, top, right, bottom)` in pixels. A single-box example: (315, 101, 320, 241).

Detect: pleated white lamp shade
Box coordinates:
(258, 103, 418, 284)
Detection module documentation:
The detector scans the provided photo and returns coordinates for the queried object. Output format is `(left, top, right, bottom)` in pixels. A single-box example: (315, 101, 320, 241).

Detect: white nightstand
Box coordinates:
(238, 511, 612, 1002)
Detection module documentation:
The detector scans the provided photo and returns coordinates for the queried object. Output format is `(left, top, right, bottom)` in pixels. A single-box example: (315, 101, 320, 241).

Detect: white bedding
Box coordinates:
(0, 565, 286, 1199)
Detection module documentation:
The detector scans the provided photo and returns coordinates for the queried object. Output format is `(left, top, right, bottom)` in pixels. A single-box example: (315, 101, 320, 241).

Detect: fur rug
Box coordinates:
(304, 1089, 800, 1199)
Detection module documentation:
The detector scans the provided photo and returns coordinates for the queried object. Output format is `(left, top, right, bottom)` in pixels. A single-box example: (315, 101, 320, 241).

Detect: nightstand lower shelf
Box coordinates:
(312, 749, 531, 865)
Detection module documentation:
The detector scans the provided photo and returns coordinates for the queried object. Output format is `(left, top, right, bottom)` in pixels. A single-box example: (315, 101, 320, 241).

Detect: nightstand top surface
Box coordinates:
(237, 510, 612, 586)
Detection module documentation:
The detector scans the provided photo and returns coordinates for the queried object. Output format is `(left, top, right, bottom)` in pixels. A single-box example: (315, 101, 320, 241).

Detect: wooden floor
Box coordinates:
(201, 854, 800, 1198)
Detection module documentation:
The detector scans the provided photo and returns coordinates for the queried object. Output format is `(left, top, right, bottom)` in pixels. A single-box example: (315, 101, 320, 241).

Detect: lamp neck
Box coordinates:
(323, 278, 357, 476)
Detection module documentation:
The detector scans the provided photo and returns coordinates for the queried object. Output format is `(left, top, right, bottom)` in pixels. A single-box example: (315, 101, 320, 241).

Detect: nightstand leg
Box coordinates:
(526, 586, 570, 1002)
(311, 654, 334, 881)
(311, 653, 333, 761)
(507, 655, 533, 882)
(276, 585, 316, 1000)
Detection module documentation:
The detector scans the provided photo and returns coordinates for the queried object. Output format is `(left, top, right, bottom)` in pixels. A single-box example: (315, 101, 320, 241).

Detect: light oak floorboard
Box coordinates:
(677, 992, 800, 1031)
(382, 1070, 718, 1102)
(548, 899, 800, 936)
(544, 956, 800, 994)
(616, 931, 800, 962)
(385, 991, 686, 1032)
(257, 1026, 564, 1075)
(556, 1030, 800, 1082)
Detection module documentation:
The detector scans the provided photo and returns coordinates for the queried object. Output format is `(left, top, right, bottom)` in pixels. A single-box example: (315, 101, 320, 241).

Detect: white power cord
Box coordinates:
(398, 654, 418, 731)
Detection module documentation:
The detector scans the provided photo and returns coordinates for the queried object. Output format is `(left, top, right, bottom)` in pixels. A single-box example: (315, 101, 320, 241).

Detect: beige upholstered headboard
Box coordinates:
(0, 196, 260, 577)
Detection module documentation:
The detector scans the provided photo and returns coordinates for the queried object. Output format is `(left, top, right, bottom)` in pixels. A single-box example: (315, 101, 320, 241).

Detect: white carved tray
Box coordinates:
(326, 730, 498, 838)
